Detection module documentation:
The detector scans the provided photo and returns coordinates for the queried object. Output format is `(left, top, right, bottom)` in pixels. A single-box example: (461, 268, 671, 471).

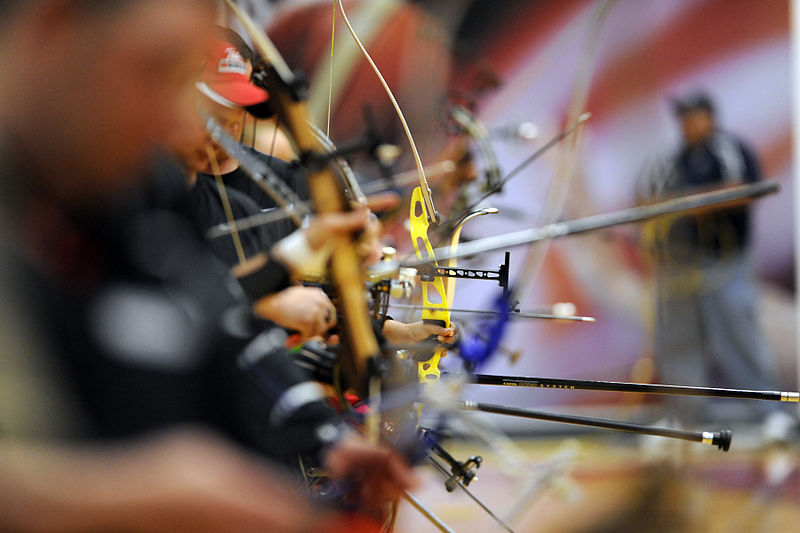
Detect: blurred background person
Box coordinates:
(637, 91, 794, 437)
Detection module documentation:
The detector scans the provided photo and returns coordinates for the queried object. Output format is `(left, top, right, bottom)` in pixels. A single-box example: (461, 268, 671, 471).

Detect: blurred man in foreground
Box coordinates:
(0, 1, 413, 530)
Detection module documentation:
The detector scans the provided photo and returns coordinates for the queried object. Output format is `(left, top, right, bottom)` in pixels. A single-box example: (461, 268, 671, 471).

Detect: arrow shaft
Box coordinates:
(402, 491, 454, 533)
(404, 181, 779, 268)
(462, 401, 731, 450)
(471, 374, 799, 402)
(389, 303, 594, 322)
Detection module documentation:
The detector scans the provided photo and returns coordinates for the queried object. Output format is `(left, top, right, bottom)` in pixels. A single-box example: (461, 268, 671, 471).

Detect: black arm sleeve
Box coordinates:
(235, 257, 292, 300)
(228, 327, 346, 467)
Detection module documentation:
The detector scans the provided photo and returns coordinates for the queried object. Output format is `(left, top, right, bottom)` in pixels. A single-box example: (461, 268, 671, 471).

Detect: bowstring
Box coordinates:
(206, 144, 247, 266)
(513, 0, 616, 302)
(326, 0, 336, 138)
(336, 0, 438, 222)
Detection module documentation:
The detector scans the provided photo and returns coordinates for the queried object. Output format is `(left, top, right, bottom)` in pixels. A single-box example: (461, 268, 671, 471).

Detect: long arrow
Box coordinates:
(404, 181, 780, 267)
(469, 374, 800, 402)
(461, 401, 732, 451)
(206, 204, 307, 239)
(389, 303, 595, 322)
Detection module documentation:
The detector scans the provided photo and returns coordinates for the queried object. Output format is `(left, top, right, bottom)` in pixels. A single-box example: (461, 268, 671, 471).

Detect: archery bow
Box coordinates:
(437, 105, 503, 222)
(443, 1, 616, 364)
(224, 11, 467, 533)
(333, 1, 510, 394)
(332, 3, 525, 530)
(333, 0, 456, 391)
(225, 0, 379, 394)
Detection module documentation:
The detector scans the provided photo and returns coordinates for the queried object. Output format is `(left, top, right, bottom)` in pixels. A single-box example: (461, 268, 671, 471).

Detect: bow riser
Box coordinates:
(410, 187, 450, 383)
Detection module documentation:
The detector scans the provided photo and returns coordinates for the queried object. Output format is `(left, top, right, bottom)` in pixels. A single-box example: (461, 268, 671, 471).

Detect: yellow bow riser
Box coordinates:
(410, 186, 450, 383)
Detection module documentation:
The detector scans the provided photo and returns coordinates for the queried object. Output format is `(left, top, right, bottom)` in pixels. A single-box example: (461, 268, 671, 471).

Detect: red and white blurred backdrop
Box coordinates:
(247, 0, 797, 414)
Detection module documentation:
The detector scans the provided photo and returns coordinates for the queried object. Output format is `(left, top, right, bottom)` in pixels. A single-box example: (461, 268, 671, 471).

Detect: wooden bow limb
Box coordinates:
(335, 0, 438, 223)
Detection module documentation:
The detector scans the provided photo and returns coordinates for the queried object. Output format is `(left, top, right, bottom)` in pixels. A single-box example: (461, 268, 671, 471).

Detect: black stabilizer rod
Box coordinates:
(461, 401, 732, 451)
(470, 374, 800, 403)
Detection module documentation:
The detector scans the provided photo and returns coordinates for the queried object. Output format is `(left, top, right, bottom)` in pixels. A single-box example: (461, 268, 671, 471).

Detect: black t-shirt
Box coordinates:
(662, 134, 759, 260)
(0, 158, 244, 438)
(187, 173, 274, 267)
(0, 156, 293, 438)
(199, 149, 309, 247)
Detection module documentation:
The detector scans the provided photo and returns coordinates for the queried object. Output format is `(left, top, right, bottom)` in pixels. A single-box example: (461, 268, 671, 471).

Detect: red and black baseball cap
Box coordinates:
(196, 38, 268, 108)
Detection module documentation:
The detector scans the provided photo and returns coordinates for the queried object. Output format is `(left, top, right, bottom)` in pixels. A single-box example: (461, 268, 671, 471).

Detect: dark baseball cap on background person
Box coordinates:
(196, 38, 268, 108)
(671, 91, 714, 116)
